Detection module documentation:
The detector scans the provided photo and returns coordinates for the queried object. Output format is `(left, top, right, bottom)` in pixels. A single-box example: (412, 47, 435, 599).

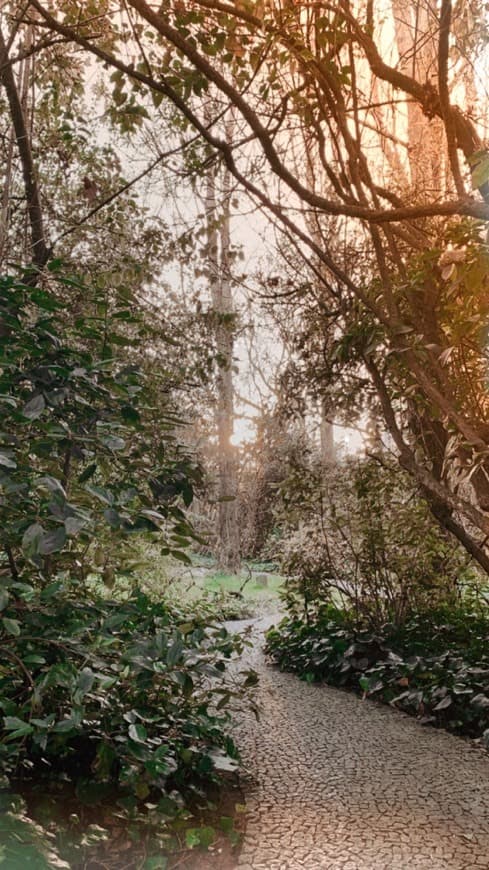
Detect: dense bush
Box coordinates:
(0, 271, 200, 588)
(265, 605, 489, 744)
(0, 271, 255, 864)
(1, 587, 252, 791)
(275, 455, 475, 627)
(0, 584, 255, 865)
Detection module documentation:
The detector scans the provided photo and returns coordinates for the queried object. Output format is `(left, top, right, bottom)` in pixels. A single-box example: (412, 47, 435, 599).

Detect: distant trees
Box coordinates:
(5, 0, 489, 569)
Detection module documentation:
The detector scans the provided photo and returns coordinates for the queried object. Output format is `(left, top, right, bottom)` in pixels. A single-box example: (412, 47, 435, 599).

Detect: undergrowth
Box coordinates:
(0, 584, 257, 867)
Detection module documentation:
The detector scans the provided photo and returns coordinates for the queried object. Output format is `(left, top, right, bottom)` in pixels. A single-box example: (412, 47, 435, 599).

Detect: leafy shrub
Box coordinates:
(276, 455, 473, 627)
(0, 271, 199, 589)
(0, 272, 256, 864)
(265, 605, 489, 742)
(0, 586, 254, 796)
(0, 793, 67, 868)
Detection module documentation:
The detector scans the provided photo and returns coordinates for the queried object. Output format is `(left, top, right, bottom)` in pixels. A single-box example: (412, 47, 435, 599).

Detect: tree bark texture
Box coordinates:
(0, 21, 48, 269)
(205, 162, 240, 573)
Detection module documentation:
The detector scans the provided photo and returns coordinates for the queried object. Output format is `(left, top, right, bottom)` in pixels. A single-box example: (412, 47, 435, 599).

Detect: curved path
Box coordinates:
(231, 616, 489, 870)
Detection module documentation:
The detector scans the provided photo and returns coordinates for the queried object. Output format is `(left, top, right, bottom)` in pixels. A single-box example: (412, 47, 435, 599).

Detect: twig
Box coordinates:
(0, 646, 34, 688)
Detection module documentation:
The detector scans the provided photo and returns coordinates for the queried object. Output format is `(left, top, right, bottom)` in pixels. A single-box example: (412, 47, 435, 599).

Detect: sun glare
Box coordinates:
(231, 418, 256, 446)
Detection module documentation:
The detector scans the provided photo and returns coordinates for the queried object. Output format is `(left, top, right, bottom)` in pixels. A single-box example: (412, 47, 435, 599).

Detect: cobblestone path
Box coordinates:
(232, 616, 489, 870)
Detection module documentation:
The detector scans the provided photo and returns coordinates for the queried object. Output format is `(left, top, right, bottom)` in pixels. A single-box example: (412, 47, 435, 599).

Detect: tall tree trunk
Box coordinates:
(320, 398, 335, 465)
(206, 162, 240, 573)
(0, 20, 48, 269)
(0, 127, 14, 265)
(391, 0, 445, 197)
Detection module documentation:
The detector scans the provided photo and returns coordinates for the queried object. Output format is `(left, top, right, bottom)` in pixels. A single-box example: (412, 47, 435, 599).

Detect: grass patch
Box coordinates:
(103, 544, 284, 619)
(141, 546, 284, 618)
(203, 571, 284, 600)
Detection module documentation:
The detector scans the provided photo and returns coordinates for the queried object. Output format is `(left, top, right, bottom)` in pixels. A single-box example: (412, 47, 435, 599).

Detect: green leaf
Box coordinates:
(166, 638, 183, 666)
(0, 451, 16, 469)
(76, 667, 95, 694)
(93, 743, 116, 778)
(3, 715, 34, 739)
(78, 463, 97, 483)
(471, 693, 489, 709)
(38, 526, 66, 555)
(433, 695, 452, 711)
(53, 717, 80, 733)
(185, 829, 201, 849)
(22, 394, 46, 420)
(121, 404, 140, 423)
(128, 723, 148, 743)
(6, 725, 35, 741)
(30, 715, 55, 729)
(47, 258, 63, 272)
(65, 515, 88, 536)
(23, 654, 46, 665)
(144, 857, 168, 870)
(22, 523, 44, 557)
(101, 435, 125, 451)
(85, 484, 113, 505)
(470, 150, 489, 189)
(36, 475, 66, 496)
(2, 618, 20, 637)
(103, 508, 120, 528)
(40, 581, 63, 601)
(195, 826, 215, 849)
(4, 716, 29, 730)
(171, 549, 192, 565)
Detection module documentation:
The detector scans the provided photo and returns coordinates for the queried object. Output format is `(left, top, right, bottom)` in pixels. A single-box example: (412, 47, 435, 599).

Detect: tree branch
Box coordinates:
(53, 137, 202, 247)
(364, 355, 489, 539)
(0, 25, 49, 268)
(29, 0, 489, 226)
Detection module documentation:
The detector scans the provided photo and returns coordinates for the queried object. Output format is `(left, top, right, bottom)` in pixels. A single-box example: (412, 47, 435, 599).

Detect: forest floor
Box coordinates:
(224, 615, 489, 870)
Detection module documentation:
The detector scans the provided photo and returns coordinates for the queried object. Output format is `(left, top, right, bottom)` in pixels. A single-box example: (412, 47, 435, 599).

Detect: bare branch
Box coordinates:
(0, 24, 48, 268)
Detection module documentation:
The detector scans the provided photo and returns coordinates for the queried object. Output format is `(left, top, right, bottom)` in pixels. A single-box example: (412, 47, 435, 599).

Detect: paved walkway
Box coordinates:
(231, 616, 489, 870)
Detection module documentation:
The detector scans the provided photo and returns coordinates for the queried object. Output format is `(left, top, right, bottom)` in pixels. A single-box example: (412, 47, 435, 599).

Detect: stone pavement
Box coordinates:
(230, 616, 489, 870)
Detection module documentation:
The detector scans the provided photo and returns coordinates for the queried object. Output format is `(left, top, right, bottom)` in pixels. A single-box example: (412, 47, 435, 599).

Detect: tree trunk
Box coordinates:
(391, 0, 445, 197)
(0, 23, 48, 269)
(320, 398, 335, 465)
(206, 162, 240, 573)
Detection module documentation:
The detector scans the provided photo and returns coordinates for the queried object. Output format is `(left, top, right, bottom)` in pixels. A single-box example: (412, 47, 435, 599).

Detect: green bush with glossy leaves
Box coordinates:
(0, 271, 201, 587)
(0, 586, 251, 792)
(0, 271, 255, 864)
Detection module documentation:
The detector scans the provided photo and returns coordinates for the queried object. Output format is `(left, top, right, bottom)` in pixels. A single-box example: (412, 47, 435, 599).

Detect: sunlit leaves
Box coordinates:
(468, 150, 489, 190)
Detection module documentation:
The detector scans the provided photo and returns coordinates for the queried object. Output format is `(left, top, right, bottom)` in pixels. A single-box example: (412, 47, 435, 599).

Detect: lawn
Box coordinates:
(203, 569, 283, 600)
(86, 547, 285, 619)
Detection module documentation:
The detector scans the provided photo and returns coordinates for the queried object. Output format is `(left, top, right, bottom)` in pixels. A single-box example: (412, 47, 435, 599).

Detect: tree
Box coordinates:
(10, 0, 489, 571)
(0, 3, 228, 581)
(204, 155, 241, 572)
